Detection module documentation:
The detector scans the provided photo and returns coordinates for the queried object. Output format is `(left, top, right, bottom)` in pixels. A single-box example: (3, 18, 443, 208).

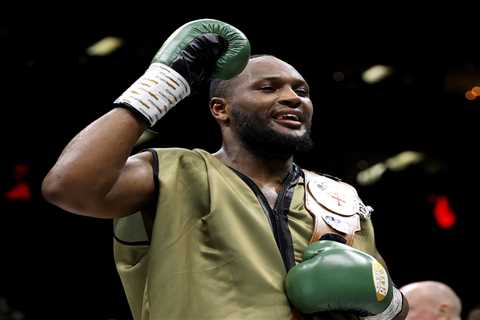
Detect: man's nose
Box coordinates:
(278, 87, 302, 108)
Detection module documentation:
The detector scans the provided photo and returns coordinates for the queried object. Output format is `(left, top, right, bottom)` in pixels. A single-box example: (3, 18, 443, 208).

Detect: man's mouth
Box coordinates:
(272, 112, 303, 129)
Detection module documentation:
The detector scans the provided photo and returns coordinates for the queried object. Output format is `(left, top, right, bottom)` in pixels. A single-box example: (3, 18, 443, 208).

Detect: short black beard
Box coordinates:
(231, 108, 314, 160)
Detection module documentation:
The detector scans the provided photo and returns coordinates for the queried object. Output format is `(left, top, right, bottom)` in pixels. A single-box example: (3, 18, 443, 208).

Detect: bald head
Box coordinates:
(400, 281, 461, 320)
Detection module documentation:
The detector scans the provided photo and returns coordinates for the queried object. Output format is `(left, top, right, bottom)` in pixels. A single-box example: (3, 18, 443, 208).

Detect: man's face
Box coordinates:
(227, 56, 314, 157)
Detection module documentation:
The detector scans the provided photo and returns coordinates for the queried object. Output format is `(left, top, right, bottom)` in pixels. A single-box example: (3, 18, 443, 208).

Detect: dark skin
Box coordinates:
(210, 56, 313, 208)
(42, 106, 152, 218)
(42, 55, 408, 319)
(42, 56, 312, 216)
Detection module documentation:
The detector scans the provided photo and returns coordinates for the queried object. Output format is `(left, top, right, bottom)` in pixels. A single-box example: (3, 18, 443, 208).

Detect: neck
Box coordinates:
(213, 142, 294, 185)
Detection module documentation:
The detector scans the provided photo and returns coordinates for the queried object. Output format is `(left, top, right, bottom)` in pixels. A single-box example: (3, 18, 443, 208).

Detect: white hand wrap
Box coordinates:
(114, 63, 190, 126)
(362, 287, 403, 320)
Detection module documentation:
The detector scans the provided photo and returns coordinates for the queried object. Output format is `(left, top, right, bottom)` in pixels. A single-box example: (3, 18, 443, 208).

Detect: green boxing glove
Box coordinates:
(285, 239, 403, 319)
(115, 18, 250, 126)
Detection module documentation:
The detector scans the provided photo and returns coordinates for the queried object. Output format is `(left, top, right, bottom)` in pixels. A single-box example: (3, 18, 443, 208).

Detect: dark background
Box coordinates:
(1, 5, 479, 319)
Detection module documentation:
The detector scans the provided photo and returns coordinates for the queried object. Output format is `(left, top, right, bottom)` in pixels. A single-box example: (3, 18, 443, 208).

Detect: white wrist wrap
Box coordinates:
(362, 287, 403, 320)
(114, 63, 190, 126)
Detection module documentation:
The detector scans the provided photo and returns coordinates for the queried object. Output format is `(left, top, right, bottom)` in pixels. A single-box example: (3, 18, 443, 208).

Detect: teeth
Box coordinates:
(278, 114, 299, 121)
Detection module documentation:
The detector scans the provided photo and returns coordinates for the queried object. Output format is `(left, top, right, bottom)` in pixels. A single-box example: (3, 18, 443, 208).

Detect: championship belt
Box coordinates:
(303, 170, 373, 245)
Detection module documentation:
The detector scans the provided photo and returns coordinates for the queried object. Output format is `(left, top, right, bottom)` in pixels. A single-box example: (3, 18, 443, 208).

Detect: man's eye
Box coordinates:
(295, 88, 309, 96)
(260, 86, 275, 92)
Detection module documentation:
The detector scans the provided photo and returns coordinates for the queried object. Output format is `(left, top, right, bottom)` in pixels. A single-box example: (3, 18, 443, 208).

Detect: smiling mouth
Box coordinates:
(273, 114, 303, 129)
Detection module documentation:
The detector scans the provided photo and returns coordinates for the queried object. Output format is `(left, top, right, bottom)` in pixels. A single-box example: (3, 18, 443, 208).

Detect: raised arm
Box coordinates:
(42, 108, 153, 218)
(42, 19, 250, 219)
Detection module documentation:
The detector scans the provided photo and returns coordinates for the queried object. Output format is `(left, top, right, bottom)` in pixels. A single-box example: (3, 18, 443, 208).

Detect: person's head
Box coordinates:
(209, 55, 314, 159)
(400, 281, 462, 320)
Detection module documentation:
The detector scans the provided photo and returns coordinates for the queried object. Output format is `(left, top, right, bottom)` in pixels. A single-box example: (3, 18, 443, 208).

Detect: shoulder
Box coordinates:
(302, 169, 361, 193)
(301, 168, 342, 182)
(141, 147, 206, 167)
(124, 151, 155, 177)
(148, 147, 209, 160)
(148, 147, 200, 157)
(126, 148, 207, 183)
(302, 169, 352, 192)
(144, 148, 213, 183)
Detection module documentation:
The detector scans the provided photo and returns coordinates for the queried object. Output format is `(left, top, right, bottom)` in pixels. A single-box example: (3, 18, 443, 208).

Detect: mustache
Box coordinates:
(231, 109, 314, 158)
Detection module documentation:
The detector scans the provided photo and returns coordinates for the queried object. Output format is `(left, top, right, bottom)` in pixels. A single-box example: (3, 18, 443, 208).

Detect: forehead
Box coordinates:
(239, 56, 305, 83)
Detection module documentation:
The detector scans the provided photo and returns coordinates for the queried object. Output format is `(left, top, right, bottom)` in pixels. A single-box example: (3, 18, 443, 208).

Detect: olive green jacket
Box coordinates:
(114, 148, 377, 320)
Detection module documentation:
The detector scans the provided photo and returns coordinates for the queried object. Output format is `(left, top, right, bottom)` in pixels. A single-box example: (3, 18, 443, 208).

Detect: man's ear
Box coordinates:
(209, 97, 230, 123)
